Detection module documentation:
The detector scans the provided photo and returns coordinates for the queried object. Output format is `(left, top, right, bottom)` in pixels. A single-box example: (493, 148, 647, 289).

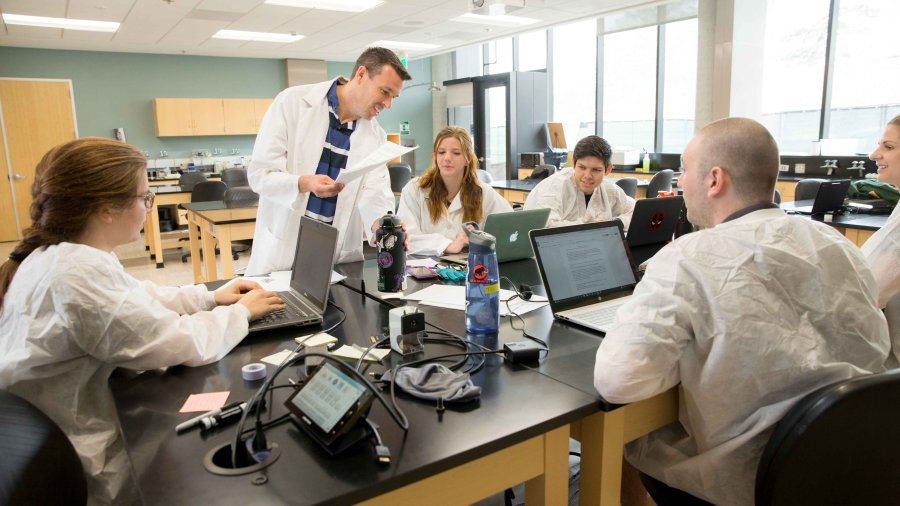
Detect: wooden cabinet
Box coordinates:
(154, 98, 273, 137)
(776, 180, 796, 203)
(223, 99, 255, 135)
(190, 99, 226, 135)
(153, 98, 193, 136)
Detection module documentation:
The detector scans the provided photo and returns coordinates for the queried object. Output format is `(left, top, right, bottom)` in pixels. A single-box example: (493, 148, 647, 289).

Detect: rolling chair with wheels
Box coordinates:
(180, 181, 237, 263)
(388, 163, 412, 193)
(178, 171, 208, 191)
(223, 186, 259, 255)
(793, 178, 828, 202)
(0, 390, 87, 505)
(614, 177, 639, 198)
(646, 169, 674, 198)
(755, 368, 900, 505)
(526, 164, 557, 181)
(220, 168, 249, 188)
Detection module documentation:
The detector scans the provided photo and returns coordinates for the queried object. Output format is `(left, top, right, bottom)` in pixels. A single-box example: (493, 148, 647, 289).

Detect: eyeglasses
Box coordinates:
(137, 191, 155, 209)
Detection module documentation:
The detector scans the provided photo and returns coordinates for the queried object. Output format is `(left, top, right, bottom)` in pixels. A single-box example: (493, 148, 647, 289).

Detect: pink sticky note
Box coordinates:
(179, 391, 230, 413)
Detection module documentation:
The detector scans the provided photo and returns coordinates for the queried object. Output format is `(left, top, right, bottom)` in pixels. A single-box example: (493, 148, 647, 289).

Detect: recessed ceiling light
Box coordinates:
(263, 0, 383, 13)
(2, 13, 119, 32)
(453, 12, 538, 26)
(373, 40, 439, 50)
(212, 29, 304, 43)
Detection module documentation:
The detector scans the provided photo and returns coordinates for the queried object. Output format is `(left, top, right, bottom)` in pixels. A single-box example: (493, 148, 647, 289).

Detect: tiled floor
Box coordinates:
(0, 235, 250, 287)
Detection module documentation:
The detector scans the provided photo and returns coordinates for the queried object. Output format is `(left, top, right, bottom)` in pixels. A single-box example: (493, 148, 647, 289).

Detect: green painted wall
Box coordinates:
(0, 47, 434, 170)
(0, 46, 285, 159)
(327, 58, 434, 173)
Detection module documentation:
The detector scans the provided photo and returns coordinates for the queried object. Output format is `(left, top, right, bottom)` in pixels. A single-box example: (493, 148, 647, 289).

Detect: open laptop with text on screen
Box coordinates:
(440, 208, 551, 265)
(530, 220, 641, 334)
(793, 179, 851, 215)
(626, 195, 685, 265)
(248, 216, 338, 334)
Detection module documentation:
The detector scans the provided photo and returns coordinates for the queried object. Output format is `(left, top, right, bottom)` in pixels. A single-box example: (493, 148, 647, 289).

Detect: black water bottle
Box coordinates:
(375, 212, 407, 292)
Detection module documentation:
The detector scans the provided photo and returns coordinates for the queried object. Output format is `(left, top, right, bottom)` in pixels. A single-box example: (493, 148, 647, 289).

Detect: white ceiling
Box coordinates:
(0, 0, 664, 62)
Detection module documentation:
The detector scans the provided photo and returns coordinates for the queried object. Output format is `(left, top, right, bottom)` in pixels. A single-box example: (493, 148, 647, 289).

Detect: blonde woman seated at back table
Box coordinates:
(397, 126, 511, 256)
(863, 114, 900, 360)
(0, 138, 284, 505)
(524, 135, 635, 229)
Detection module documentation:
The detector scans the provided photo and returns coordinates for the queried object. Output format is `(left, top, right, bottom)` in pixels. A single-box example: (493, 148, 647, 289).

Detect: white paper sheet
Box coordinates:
(261, 349, 298, 366)
(243, 270, 344, 291)
(329, 345, 390, 363)
(407, 285, 548, 316)
(294, 332, 338, 347)
(335, 142, 417, 184)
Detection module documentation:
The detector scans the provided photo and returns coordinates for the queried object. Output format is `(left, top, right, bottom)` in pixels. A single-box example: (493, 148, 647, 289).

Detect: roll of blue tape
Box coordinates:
(241, 362, 266, 381)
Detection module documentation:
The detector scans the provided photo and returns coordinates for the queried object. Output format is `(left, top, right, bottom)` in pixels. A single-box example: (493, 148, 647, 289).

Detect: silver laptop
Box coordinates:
(248, 217, 338, 333)
(440, 208, 551, 264)
(530, 220, 640, 334)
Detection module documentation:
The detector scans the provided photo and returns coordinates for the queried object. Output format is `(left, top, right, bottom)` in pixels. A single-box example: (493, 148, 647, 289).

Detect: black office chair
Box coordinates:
(476, 169, 493, 184)
(794, 178, 828, 202)
(0, 390, 87, 506)
(220, 167, 249, 188)
(773, 188, 782, 205)
(178, 171, 208, 191)
(527, 164, 557, 181)
(181, 181, 235, 262)
(646, 169, 674, 198)
(224, 186, 259, 208)
(388, 163, 412, 193)
(615, 177, 639, 198)
(755, 369, 900, 506)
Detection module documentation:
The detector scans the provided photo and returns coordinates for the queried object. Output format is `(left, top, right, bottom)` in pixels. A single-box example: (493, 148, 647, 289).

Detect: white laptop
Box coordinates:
(248, 216, 338, 333)
(529, 220, 640, 334)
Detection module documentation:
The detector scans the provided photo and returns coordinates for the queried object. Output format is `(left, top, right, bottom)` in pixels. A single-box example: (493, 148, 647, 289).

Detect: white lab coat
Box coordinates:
(397, 178, 512, 256)
(523, 167, 635, 229)
(862, 204, 900, 357)
(246, 79, 395, 275)
(0, 243, 251, 506)
(594, 208, 890, 506)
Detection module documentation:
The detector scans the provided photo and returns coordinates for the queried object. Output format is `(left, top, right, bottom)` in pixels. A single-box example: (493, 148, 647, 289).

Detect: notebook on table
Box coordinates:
(529, 220, 640, 334)
(626, 195, 685, 265)
(792, 179, 851, 215)
(248, 216, 338, 333)
(440, 208, 551, 265)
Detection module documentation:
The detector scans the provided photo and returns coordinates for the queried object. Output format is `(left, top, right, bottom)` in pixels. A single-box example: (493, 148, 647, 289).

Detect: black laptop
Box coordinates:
(793, 179, 851, 215)
(626, 195, 684, 265)
(248, 217, 338, 333)
(530, 220, 640, 334)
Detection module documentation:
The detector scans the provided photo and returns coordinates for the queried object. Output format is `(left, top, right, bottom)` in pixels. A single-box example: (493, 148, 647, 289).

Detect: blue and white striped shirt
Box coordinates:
(305, 80, 356, 224)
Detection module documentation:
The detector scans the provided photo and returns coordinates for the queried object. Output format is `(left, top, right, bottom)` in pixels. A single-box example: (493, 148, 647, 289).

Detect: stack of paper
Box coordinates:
(404, 285, 548, 316)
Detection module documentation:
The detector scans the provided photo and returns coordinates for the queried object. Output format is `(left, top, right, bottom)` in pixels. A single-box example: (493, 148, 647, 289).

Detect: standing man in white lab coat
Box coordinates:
(246, 47, 411, 275)
(594, 117, 890, 506)
(524, 135, 635, 229)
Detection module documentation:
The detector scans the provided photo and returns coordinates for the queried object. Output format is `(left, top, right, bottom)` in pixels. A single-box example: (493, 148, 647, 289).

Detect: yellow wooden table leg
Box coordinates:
(524, 424, 571, 506)
(187, 210, 203, 284)
(200, 220, 217, 282)
(579, 409, 627, 506)
(217, 224, 235, 280)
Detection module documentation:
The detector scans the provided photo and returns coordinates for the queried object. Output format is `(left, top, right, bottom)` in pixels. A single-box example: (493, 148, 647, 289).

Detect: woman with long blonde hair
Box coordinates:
(0, 137, 283, 504)
(397, 126, 511, 256)
(862, 114, 900, 354)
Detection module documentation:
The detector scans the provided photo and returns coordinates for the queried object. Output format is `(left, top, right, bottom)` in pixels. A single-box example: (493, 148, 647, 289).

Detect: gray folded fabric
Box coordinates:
(381, 363, 481, 403)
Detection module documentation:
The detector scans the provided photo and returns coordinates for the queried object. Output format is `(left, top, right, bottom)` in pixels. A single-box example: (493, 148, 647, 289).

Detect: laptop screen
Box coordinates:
(290, 217, 337, 312)
(531, 222, 637, 307)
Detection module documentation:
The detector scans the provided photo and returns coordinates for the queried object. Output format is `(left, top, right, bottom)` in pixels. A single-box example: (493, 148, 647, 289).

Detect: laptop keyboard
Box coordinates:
(252, 293, 315, 329)
(568, 300, 628, 329)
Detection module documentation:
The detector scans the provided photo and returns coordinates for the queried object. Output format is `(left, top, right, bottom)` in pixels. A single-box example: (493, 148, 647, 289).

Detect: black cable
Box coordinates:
(498, 277, 549, 353)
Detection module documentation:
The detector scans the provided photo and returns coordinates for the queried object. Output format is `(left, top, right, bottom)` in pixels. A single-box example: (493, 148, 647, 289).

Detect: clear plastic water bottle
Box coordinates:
(464, 222, 500, 334)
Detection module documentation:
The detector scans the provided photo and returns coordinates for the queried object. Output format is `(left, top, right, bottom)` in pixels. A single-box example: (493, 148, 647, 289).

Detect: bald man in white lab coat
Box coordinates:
(594, 117, 890, 506)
